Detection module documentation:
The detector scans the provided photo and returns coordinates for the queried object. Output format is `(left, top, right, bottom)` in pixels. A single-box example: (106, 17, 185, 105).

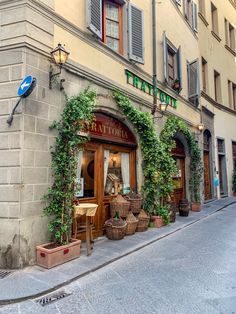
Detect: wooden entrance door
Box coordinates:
(171, 139, 186, 207)
(218, 155, 224, 194)
(204, 151, 211, 200)
(172, 157, 185, 206)
(77, 142, 136, 239)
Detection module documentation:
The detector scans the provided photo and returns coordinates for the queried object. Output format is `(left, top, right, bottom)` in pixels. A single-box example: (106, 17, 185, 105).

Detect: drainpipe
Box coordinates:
(151, 0, 157, 115)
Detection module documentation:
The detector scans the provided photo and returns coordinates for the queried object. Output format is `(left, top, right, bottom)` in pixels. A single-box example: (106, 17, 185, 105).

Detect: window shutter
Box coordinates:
(176, 0, 182, 6)
(128, 3, 144, 64)
(184, 0, 188, 18)
(192, 2, 198, 32)
(188, 59, 200, 105)
(87, 0, 102, 39)
(177, 46, 182, 91)
(163, 31, 167, 83)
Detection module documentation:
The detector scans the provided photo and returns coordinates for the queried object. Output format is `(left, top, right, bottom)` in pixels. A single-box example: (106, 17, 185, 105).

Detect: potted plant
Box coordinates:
(172, 79, 181, 92)
(190, 187, 202, 212)
(232, 167, 236, 196)
(152, 204, 170, 228)
(36, 90, 96, 268)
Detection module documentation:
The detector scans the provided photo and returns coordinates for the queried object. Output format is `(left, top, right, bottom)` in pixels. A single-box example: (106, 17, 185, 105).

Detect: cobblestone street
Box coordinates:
(1, 203, 236, 313)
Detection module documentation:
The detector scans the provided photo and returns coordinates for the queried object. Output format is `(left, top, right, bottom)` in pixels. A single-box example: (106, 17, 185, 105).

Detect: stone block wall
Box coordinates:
(0, 0, 57, 268)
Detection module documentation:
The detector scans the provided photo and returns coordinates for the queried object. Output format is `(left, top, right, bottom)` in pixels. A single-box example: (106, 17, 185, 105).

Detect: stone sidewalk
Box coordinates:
(0, 197, 235, 305)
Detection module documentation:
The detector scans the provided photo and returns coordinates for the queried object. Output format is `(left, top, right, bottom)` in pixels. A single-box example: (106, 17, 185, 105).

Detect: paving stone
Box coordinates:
(0, 196, 236, 310)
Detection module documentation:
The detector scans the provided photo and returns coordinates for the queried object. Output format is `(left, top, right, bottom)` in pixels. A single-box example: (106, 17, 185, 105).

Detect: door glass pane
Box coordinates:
(172, 158, 183, 189)
(76, 150, 95, 198)
(104, 150, 130, 195)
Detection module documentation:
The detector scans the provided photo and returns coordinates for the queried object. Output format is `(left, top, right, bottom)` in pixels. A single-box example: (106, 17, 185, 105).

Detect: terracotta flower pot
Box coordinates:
(36, 239, 81, 269)
(152, 215, 164, 228)
(191, 202, 201, 212)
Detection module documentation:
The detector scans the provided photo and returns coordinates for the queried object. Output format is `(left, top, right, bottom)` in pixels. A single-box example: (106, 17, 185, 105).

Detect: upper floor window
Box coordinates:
(87, 0, 144, 63)
(199, 0, 206, 17)
(184, 0, 198, 32)
(211, 2, 219, 36)
(104, 1, 123, 54)
(187, 59, 200, 106)
(163, 32, 182, 93)
(214, 70, 221, 103)
(225, 19, 236, 52)
(201, 57, 208, 93)
(228, 80, 236, 110)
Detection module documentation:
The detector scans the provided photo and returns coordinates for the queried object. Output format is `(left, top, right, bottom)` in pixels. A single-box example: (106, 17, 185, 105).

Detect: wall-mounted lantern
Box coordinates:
(153, 101, 168, 119)
(49, 43, 70, 89)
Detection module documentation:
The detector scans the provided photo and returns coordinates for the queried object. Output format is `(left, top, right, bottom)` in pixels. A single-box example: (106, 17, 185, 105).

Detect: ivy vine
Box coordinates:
(113, 91, 177, 215)
(160, 116, 203, 203)
(43, 89, 96, 245)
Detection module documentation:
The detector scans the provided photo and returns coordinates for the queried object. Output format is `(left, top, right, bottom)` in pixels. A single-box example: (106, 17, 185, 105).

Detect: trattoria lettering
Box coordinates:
(125, 69, 177, 109)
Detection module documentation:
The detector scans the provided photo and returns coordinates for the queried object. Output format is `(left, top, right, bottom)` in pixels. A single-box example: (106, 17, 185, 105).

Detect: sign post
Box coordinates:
(7, 75, 36, 126)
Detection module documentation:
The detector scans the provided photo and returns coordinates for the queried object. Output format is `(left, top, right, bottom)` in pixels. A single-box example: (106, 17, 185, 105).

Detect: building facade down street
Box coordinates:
(198, 0, 236, 199)
(0, 0, 235, 268)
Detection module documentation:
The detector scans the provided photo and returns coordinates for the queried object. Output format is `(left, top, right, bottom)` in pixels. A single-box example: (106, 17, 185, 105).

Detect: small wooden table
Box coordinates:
(73, 203, 98, 256)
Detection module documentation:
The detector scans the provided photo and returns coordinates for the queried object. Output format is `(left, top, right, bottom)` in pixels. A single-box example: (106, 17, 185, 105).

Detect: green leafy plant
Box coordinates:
(43, 89, 96, 245)
(153, 204, 170, 225)
(232, 167, 236, 193)
(160, 116, 203, 203)
(113, 91, 177, 215)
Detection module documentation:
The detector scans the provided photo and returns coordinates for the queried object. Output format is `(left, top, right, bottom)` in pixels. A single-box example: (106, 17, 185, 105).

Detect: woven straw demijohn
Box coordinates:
(110, 194, 130, 218)
(125, 211, 138, 235)
(136, 209, 150, 232)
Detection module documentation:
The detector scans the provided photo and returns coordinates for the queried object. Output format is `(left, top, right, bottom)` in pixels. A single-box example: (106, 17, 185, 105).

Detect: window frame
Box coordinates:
(214, 70, 221, 103)
(103, 0, 124, 55)
(211, 2, 219, 36)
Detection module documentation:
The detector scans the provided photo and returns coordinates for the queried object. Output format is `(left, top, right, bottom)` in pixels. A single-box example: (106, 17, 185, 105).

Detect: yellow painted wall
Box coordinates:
(199, 0, 236, 107)
(54, 0, 200, 125)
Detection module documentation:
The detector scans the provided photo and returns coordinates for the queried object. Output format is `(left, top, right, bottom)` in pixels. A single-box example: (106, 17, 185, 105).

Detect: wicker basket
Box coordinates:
(125, 211, 138, 235)
(110, 194, 130, 218)
(104, 217, 127, 240)
(136, 209, 150, 232)
(125, 191, 143, 214)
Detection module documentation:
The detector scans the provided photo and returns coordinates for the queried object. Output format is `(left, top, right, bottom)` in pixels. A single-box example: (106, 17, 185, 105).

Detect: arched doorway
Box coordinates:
(203, 130, 212, 200)
(171, 139, 186, 206)
(76, 112, 137, 239)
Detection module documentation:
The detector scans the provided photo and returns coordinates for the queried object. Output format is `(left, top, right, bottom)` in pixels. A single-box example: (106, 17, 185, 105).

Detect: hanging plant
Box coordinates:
(113, 91, 177, 215)
(43, 89, 96, 245)
(160, 116, 203, 203)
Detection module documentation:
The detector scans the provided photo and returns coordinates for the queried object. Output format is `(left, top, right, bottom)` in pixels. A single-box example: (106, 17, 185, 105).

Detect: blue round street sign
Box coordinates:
(18, 75, 36, 98)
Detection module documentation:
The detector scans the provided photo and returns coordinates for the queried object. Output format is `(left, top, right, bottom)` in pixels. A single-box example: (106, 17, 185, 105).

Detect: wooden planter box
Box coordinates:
(191, 202, 201, 212)
(152, 216, 164, 228)
(36, 239, 81, 269)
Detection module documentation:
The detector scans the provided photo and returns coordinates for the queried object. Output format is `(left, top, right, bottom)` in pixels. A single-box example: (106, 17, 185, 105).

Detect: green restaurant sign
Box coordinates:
(125, 69, 177, 109)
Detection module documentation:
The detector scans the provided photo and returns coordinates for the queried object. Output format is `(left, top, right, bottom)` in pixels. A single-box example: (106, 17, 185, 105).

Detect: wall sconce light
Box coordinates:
(197, 122, 204, 132)
(154, 101, 168, 119)
(196, 122, 204, 135)
(49, 43, 70, 90)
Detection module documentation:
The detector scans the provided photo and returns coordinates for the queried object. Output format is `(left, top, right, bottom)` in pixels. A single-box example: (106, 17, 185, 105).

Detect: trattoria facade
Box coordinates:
(76, 112, 138, 238)
(3, 0, 233, 268)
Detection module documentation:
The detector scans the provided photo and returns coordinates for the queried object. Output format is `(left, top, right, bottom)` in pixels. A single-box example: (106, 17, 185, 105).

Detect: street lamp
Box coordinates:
(154, 101, 168, 119)
(197, 122, 204, 132)
(49, 43, 70, 89)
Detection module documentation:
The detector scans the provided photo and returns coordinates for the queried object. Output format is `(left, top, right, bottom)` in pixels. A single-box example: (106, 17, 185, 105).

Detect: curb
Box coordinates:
(1, 200, 236, 306)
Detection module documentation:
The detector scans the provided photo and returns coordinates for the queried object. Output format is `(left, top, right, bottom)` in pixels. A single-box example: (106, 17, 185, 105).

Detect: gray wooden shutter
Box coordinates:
(176, 0, 182, 6)
(163, 31, 167, 83)
(184, 0, 188, 18)
(192, 2, 198, 32)
(177, 46, 182, 91)
(87, 0, 102, 39)
(188, 59, 199, 104)
(128, 3, 144, 64)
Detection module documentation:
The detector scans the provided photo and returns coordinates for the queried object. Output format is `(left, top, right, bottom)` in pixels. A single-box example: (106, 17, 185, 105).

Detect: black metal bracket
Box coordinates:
(6, 98, 22, 126)
(49, 67, 65, 90)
